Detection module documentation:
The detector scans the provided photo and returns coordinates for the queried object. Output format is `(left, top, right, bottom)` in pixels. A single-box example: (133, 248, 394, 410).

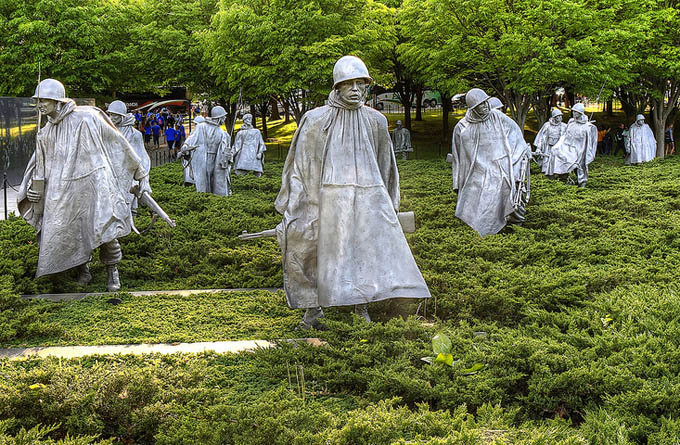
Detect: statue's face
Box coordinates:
(244, 115, 252, 125)
(572, 110, 583, 120)
(108, 113, 123, 125)
(474, 100, 490, 117)
(38, 99, 58, 116)
(336, 78, 367, 104)
(552, 114, 562, 124)
(637, 119, 644, 126)
(396, 120, 402, 128)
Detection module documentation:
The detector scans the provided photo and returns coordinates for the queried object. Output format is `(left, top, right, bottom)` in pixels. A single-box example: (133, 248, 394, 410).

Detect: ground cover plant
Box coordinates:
(3, 111, 680, 442)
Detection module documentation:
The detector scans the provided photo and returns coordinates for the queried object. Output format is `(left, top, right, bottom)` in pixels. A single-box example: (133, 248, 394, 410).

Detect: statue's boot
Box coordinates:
(107, 265, 121, 292)
(355, 304, 371, 322)
(77, 263, 92, 286)
(578, 182, 587, 188)
(298, 307, 326, 331)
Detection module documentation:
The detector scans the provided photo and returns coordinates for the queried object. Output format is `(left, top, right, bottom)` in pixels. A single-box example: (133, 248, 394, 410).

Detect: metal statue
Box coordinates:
(17, 79, 151, 291)
(626, 114, 656, 165)
(391, 120, 413, 160)
(107, 100, 151, 214)
(231, 114, 266, 177)
(534, 108, 567, 177)
(179, 107, 232, 196)
(273, 55, 430, 329)
(547, 103, 597, 187)
(451, 88, 530, 236)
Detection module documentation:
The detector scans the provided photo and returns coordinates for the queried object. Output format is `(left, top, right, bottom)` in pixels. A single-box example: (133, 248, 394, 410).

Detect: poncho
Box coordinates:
(392, 127, 412, 153)
(549, 117, 597, 175)
(274, 91, 431, 309)
(18, 100, 145, 277)
(116, 113, 151, 209)
(180, 118, 231, 195)
(232, 123, 266, 173)
(627, 122, 656, 164)
(451, 109, 525, 236)
(534, 119, 567, 175)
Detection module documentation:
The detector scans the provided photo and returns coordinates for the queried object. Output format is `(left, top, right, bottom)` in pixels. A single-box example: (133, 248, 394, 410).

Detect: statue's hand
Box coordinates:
(256, 153, 262, 160)
(138, 176, 152, 196)
(27, 188, 42, 202)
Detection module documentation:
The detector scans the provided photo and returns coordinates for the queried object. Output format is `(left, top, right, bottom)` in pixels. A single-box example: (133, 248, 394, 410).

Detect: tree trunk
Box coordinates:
(504, 90, 530, 132)
(606, 99, 613, 116)
(283, 99, 290, 123)
(532, 92, 552, 130)
(395, 80, 414, 130)
(250, 104, 258, 128)
(439, 89, 452, 142)
(415, 86, 423, 121)
(269, 96, 280, 120)
(258, 99, 269, 140)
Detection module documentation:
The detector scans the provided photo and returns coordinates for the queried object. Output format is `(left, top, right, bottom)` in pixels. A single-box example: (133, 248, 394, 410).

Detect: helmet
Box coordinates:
(107, 100, 127, 116)
(465, 88, 491, 109)
(551, 108, 563, 118)
(194, 116, 205, 124)
(211, 106, 227, 118)
(333, 55, 373, 89)
(571, 103, 585, 115)
(488, 97, 504, 109)
(243, 113, 253, 122)
(32, 78, 67, 102)
(396, 120, 402, 125)
(636, 114, 645, 121)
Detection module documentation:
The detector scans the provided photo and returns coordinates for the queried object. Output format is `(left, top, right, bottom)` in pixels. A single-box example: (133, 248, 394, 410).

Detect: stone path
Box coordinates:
(22, 287, 281, 302)
(0, 338, 326, 360)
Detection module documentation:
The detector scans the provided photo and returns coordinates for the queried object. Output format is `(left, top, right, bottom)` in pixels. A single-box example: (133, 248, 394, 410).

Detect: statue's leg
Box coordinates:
(576, 159, 588, 188)
(206, 153, 217, 193)
(100, 240, 122, 292)
(354, 304, 371, 322)
(298, 307, 326, 331)
(77, 262, 92, 286)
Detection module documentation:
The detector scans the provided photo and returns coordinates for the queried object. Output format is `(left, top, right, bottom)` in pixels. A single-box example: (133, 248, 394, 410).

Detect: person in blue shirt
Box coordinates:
(151, 121, 161, 149)
(143, 122, 151, 146)
(175, 123, 186, 149)
(157, 114, 165, 130)
(165, 126, 177, 153)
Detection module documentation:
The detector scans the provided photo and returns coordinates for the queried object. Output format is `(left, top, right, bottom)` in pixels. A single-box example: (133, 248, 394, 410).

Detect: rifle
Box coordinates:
(238, 211, 417, 241)
(130, 184, 176, 228)
(32, 62, 45, 217)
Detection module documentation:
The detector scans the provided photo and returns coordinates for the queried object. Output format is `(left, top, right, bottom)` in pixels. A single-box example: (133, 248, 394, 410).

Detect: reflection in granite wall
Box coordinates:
(0, 97, 96, 186)
(0, 97, 37, 186)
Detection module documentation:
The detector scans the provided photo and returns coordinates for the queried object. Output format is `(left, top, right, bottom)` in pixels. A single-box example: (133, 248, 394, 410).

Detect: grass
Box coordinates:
(3, 112, 680, 442)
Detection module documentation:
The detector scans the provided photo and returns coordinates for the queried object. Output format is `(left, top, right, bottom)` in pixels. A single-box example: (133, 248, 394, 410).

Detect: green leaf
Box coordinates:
(432, 333, 452, 355)
(461, 363, 486, 375)
(435, 353, 454, 367)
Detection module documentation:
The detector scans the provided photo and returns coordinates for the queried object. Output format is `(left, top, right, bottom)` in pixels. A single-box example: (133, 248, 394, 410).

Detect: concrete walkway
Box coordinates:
(0, 337, 326, 360)
(22, 288, 282, 302)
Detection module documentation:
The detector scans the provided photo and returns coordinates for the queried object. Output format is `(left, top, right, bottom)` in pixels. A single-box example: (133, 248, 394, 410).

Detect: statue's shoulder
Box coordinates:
(361, 105, 388, 127)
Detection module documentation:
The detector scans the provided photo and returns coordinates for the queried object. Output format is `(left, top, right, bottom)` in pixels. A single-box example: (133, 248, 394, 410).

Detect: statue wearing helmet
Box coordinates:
(534, 108, 567, 177)
(626, 114, 656, 165)
(231, 113, 266, 177)
(391, 120, 412, 160)
(17, 79, 151, 291)
(107, 100, 152, 214)
(274, 55, 430, 329)
(451, 88, 530, 236)
(178, 105, 232, 195)
(547, 103, 598, 187)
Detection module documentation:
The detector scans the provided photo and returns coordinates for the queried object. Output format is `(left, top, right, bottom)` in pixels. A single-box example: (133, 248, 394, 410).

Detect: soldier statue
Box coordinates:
(391, 120, 412, 160)
(107, 100, 151, 214)
(626, 114, 656, 165)
(534, 108, 567, 177)
(232, 113, 266, 177)
(275, 55, 430, 329)
(17, 79, 151, 291)
(451, 88, 530, 236)
(179, 106, 232, 196)
(548, 103, 597, 187)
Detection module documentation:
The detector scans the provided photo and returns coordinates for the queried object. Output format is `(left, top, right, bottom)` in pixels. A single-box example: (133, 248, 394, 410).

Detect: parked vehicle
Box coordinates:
(372, 90, 442, 110)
